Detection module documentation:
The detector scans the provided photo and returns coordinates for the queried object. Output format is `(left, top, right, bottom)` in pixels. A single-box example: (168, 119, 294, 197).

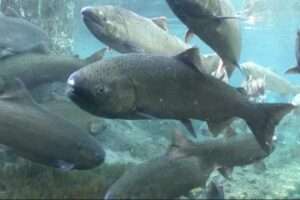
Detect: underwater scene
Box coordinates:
(0, 0, 300, 199)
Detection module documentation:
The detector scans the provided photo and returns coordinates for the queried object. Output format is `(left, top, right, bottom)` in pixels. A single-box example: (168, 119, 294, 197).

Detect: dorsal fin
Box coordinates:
(0, 78, 39, 107)
(151, 16, 168, 31)
(84, 47, 107, 64)
(175, 48, 204, 73)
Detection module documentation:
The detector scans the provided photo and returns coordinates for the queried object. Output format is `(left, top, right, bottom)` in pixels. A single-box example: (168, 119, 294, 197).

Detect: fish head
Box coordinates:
(81, 6, 127, 47)
(67, 62, 137, 118)
(47, 126, 105, 170)
(71, 135, 106, 169)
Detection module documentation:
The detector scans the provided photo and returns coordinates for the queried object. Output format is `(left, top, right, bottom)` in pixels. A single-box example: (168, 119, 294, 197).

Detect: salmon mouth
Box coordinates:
(66, 73, 98, 116)
(81, 7, 99, 23)
(81, 7, 105, 31)
(66, 83, 97, 115)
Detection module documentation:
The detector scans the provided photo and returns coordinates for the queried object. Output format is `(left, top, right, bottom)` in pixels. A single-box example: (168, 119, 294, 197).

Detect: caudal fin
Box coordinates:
(285, 66, 300, 74)
(246, 103, 294, 152)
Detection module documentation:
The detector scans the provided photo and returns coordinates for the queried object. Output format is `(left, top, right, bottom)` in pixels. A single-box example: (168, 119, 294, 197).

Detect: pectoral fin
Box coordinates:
(180, 119, 197, 138)
(152, 16, 168, 31)
(185, 29, 195, 43)
(0, 78, 38, 106)
(207, 118, 235, 137)
(211, 15, 244, 23)
(136, 112, 157, 119)
(55, 160, 75, 171)
(28, 42, 49, 54)
(123, 42, 145, 53)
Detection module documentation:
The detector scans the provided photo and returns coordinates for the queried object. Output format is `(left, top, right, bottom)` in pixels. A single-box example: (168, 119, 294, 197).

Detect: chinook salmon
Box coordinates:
(105, 155, 210, 199)
(0, 11, 50, 58)
(169, 130, 270, 168)
(81, 5, 190, 55)
(104, 130, 271, 199)
(66, 48, 294, 152)
(166, 0, 241, 77)
(241, 62, 300, 96)
(0, 48, 106, 91)
(0, 79, 105, 170)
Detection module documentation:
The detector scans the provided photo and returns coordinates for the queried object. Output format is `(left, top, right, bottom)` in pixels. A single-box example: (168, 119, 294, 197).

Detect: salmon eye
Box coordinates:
(95, 85, 109, 95)
(97, 87, 105, 94)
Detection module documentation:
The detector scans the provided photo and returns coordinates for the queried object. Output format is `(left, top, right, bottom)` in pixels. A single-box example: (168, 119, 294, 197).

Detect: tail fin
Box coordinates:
(285, 66, 300, 74)
(167, 130, 192, 159)
(246, 103, 294, 152)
